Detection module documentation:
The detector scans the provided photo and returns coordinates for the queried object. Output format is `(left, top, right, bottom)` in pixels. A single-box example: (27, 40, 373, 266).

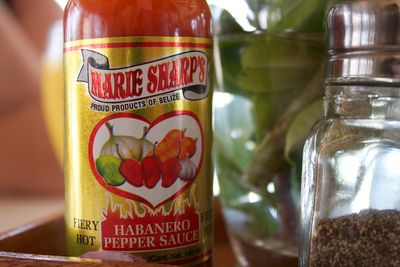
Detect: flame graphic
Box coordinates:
(103, 185, 198, 219)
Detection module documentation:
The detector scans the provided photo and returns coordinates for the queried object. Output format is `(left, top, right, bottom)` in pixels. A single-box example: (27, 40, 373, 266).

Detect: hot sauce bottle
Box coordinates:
(63, 1, 213, 265)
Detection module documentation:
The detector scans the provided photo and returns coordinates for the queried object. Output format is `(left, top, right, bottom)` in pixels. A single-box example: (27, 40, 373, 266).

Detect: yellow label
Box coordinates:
(64, 37, 213, 265)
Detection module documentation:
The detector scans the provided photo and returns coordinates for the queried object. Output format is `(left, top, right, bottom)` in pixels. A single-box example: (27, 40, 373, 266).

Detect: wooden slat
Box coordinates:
(0, 252, 169, 267)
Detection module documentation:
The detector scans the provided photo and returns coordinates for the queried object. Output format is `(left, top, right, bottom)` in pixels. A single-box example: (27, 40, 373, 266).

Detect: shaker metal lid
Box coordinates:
(328, 0, 400, 50)
(327, 0, 400, 85)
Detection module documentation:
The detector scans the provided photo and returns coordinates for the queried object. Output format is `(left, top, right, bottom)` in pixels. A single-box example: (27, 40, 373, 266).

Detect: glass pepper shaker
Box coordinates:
(301, 0, 400, 266)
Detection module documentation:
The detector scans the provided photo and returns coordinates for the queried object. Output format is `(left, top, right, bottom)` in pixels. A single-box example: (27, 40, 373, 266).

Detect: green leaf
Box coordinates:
(96, 155, 125, 186)
(215, 152, 279, 236)
(217, 35, 246, 80)
(237, 35, 323, 93)
(213, 93, 255, 171)
(241, 35, 323, 69)
(285, 100, 323, 160)
(215, 10, 245, 34)
(250, 90, 298, 141)
(237, 67, 317, 94)
(267, 0, 328, 33)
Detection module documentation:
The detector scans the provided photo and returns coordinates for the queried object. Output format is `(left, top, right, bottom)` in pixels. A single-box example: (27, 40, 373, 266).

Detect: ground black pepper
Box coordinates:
(310, 209, 400, 267)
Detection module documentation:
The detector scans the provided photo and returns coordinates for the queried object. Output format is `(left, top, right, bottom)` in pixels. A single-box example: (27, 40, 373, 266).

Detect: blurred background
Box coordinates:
(0, 0, 67, 231)
(209, 0, 338, 266)
(0, 0, 65, 196)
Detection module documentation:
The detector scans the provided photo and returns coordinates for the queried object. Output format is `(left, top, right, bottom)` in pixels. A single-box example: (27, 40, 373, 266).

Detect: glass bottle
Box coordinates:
(64, 0, 213, 265)
(301, 1, 400, 266)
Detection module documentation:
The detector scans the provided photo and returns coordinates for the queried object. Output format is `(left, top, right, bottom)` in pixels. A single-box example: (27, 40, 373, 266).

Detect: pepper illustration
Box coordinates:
(178, 137, 197, 160)
(142, 142, 162, 188)
(161, 158, 182, 187)
(102, 127, 199, 188)
(116, 144, 144, 187)
(119, 159, 143, 187)
(154, 129, 186, 162)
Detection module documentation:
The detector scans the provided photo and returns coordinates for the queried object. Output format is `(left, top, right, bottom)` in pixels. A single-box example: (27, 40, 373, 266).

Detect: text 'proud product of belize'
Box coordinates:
(63, 1, 213, 265)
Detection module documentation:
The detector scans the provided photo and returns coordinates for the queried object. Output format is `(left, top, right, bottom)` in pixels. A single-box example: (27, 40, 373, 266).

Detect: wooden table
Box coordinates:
(0, 197, 236, 266)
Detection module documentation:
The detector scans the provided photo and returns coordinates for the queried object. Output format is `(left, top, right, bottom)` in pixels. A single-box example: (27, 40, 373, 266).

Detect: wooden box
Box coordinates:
(0, 201, 235, 266)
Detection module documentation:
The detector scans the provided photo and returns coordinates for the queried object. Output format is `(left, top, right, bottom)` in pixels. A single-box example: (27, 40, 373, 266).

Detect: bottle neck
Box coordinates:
(325, 85, 400, 120)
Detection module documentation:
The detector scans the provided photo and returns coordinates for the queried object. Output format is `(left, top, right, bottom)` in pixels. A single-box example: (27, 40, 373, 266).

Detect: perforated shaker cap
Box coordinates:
(327, 0, 400, 85)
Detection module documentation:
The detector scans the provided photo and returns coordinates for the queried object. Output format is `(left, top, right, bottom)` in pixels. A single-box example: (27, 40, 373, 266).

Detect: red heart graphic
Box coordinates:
(88, 111, 204, 209)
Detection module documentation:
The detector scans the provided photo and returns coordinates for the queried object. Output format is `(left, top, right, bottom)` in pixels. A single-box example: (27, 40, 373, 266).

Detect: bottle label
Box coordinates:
(64, 37, 213, 265)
